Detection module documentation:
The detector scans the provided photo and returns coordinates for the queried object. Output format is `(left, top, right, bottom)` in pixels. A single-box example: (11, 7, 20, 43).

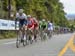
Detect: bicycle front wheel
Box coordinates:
(16, 35, 21, 48)
(16, 31, 22, 48)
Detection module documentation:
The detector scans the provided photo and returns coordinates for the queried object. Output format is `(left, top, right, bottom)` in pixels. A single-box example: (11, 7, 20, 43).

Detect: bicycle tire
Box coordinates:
(16, 30, 22, 48)
(16, 35, 21, 48)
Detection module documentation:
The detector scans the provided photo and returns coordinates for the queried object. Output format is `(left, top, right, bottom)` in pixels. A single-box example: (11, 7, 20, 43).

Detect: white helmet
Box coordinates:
(19, 9, 24, 13)
(42, 19, 45, 21)
(33, 17, 36, 20)
(27, 15, 31, 18)
(48, 21, 50, 23)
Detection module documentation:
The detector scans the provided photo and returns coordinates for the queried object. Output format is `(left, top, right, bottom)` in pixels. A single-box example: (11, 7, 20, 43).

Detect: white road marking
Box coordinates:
(3, 41, 16, 45)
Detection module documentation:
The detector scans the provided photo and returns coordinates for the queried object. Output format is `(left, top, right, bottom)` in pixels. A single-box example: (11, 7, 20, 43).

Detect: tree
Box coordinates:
(1, 0, 69, 27)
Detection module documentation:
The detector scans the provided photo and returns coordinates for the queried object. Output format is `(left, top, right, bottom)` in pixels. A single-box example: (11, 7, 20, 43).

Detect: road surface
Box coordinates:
(0, 33, 75, 56)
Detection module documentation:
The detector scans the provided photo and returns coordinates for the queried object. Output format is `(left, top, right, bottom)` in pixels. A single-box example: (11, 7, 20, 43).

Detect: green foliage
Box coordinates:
(0, 0, 70, 39)
(1, 0, 68, 24)
(0, 31, 17, 39)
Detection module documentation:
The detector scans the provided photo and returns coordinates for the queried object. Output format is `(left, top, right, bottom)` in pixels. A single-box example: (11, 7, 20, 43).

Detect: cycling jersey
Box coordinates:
(27, 17, 39, 30)
(16, 13, 27, 19)
(16, 13, 27, 27)
(34, 19, 38, 29)
(48, 23, 53, 31)
(39, 21, 47, 30)
(27, 18, 35, 30)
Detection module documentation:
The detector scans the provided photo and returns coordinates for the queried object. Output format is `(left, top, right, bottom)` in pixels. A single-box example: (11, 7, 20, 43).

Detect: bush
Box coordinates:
(0, 31, 17, 39)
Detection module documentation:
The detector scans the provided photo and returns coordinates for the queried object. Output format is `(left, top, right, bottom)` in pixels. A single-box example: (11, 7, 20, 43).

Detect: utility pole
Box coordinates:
(8, 0, 11, 19)
(0, 0, 4, 18)
(8, 0, 11, 34)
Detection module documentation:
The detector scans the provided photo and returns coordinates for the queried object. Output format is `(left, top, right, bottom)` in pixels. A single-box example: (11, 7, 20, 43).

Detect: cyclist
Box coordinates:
(27, 15, 35, 43)
(40, 19, 47, 30)
(47, 21, 53, 38)
(27, 15, 34, 30)
(39, 19, 47, 40)
(15, 9, 27, 42)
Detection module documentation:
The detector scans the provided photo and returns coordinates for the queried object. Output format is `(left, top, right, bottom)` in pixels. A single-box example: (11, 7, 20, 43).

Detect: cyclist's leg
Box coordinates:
(19, 24, 23, 42)
(39, 28, 41, 40)
(41, 28, 45, 40)
(42, 29, 46, 40)
(33, 29, 36, 41)
(49, 30, 52, 37)
(47, 30, 49, 36)
(22, 20, 28, 41)
(40, 29, 43, 40)
(28, 29, 34, 44)
(19, 20, 25, 42)
(34, 28, 38, 41)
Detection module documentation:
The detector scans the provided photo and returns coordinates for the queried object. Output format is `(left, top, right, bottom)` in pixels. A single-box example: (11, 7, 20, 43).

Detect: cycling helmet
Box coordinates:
(33, 17, 36, 20)
(48, 21, 50, 23)
(27, 15, 31, 18)
(42, 19, 45, 21)
(19, 9, 24, 13)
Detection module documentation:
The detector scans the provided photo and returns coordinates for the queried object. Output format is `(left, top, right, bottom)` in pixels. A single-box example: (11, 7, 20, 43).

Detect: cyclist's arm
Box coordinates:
(23, 13, 27, 20)
(40, 24, 42, 29)
(15, 13, 19, 29)
(23, 13, 28, 24)
(15, 18, 18, 29)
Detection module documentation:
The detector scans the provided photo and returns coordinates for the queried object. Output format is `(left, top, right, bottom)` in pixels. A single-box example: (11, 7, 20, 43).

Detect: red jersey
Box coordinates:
(27, 18, 34, 30)
(34, 20, 38, 29)
(27, 18, 38, 30)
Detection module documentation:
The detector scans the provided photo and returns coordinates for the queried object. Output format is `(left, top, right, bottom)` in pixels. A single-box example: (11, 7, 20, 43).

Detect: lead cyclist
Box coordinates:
(15, 9, 28, 42)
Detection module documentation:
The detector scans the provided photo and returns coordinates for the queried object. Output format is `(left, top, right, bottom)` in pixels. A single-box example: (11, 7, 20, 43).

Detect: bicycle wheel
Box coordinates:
(16, 30, 22, 48)
(16, 34, 21, 48)
(42, 30, 47, 41)
(41, 31, 44, 41)
(40, 30, 43, 41)
(48, 31, 52, 39)
(34, 30, 37, 42)
(43, 33, 47, 40)
(29, 33, 33, 44)
(23, 34, 28, 46)
(22, 27, 28, 46)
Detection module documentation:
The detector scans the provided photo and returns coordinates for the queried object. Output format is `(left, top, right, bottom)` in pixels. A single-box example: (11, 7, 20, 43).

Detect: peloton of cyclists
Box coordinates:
(15, 8, 53, 43)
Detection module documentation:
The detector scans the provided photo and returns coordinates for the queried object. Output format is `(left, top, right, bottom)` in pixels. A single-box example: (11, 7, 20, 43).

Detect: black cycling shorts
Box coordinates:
(19, 19, 27, 27)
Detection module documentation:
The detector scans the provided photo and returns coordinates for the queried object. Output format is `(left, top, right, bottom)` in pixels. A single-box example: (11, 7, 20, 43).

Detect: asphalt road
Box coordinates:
(0, 33, 75, 56)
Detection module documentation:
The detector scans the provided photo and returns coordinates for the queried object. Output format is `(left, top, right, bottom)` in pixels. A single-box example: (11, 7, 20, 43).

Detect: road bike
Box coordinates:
(16, 26, 28, 48)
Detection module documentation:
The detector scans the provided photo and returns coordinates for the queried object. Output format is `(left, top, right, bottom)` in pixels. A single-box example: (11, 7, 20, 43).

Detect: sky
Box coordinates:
(60, 0, 75, 14)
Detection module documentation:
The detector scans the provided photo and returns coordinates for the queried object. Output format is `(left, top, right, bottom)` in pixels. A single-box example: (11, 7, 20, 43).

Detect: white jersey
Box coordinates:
(16, 13, 27, 19)
(48, 23, 53, 31)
